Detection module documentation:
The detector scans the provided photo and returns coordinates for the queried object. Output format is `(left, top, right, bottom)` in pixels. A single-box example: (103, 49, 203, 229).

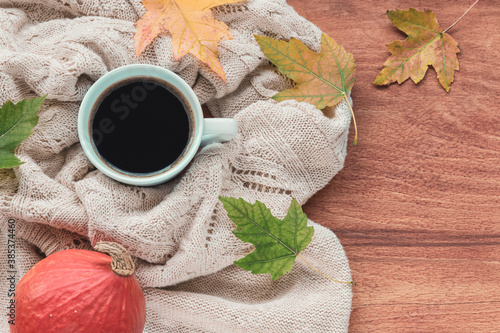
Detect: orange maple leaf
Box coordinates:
(374, 8, 460, 92)
(134, 0, 244, 81)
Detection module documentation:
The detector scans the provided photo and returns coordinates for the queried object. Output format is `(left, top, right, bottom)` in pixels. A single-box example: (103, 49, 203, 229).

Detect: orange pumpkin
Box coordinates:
(11, 242, 146, 333)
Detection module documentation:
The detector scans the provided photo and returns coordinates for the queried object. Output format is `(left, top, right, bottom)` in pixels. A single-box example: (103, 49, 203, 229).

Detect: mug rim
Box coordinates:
(78, 64, 204, 186)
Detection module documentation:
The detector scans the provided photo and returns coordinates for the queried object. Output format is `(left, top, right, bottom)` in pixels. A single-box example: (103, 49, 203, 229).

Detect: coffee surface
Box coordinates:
(91, 78, 191, 174)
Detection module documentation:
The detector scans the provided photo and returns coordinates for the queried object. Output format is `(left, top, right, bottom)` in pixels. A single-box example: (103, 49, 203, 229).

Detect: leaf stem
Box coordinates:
(297, 254, 356, 285)
(343, 93, 358, 146)
(443, 0, 479, 33)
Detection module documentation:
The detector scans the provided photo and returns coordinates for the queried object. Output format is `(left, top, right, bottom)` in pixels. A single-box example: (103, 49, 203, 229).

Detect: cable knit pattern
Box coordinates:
(0, 0, 353, 331)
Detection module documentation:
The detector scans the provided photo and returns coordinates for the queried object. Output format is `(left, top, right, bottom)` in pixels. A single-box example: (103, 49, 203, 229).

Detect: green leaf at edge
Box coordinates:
(219, 196, 314, 280)
(0, 95, 46, 169)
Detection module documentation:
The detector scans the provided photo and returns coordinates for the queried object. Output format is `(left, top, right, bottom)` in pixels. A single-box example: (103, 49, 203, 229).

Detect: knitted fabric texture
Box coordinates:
(0, 0, 353, 332)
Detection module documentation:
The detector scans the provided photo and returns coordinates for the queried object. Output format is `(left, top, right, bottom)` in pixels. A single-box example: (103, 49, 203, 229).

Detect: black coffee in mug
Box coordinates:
(91, 77, 192, 174)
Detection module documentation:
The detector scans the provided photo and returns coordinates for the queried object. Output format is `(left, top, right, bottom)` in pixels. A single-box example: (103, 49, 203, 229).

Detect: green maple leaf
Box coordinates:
(219, 197, 314, 280)
(0, 96, 46, 169)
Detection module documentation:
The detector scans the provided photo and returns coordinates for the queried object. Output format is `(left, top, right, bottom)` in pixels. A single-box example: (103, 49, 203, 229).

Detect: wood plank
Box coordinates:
(286, 0, 500, 331)
(351, 260, 500, 305)
(351, 302, 500, 333)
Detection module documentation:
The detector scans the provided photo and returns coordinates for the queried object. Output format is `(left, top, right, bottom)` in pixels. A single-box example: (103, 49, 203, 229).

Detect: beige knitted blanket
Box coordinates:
(0, 0, 353, 332)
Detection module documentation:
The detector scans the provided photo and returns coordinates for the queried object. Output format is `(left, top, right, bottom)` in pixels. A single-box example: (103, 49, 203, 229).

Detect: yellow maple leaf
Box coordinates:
(374, 8, 460, 92)
(255, 34, 356, 110)
(255, 33, 358, 144)
(134, 0, 244, 81)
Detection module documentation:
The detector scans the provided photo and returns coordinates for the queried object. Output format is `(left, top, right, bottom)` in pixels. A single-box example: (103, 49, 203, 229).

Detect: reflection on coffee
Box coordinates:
(91, 77, 192, 174)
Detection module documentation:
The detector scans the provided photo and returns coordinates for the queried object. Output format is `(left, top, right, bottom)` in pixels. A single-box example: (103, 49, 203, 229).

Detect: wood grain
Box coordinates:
(285, 0, 500, 331)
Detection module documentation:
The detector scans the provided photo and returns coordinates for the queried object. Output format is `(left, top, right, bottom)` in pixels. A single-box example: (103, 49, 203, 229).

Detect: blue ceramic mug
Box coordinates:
(78, 64, 237, 186)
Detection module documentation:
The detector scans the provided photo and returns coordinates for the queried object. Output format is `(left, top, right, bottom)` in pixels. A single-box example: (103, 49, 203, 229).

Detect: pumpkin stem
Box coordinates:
(94, 241, 135, 276)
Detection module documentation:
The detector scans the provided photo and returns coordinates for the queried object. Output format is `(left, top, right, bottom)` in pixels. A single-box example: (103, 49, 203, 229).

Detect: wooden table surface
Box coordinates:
(286, 0, 500, 331)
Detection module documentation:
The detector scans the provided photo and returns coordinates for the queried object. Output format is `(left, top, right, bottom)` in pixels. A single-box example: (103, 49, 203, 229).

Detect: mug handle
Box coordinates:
(201, 119, 238, 146)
